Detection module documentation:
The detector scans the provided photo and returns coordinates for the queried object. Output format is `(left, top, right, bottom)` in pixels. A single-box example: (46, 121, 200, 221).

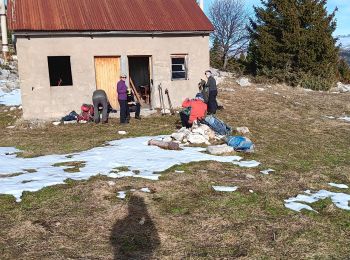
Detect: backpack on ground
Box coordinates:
(77, 104, 94, 122)
(61, 111, 79, 122)
(203, 115, 232, 136)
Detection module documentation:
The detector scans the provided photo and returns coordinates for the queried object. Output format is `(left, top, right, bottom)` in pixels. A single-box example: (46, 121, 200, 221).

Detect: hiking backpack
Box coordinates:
(77, 104, 94, 122)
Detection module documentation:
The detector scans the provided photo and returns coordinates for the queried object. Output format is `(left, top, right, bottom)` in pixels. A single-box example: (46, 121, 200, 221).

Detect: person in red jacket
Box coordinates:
(180, 93, 207, 128)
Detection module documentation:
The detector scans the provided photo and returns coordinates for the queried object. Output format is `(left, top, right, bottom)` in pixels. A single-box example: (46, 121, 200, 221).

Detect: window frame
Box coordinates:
(170, 54, 188, 81)
(47, 56, 74, 87)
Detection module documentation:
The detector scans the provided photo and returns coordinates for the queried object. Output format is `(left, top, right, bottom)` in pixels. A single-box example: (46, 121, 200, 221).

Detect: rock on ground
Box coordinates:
(187, 133, 210, 145)
(335, 82, 350, 93)
(206, 144, 234, 155)
(236, 127, 250, 135)
(236, 77, 251, 87)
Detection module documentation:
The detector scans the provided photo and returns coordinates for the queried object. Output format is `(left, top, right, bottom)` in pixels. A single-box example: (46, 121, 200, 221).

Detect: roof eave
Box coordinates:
(12, 30, 213, 37)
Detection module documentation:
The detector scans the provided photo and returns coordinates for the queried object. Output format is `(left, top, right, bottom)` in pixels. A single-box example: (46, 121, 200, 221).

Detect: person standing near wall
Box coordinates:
(205, 70, 218, 114)
(117, 74, 129, 124)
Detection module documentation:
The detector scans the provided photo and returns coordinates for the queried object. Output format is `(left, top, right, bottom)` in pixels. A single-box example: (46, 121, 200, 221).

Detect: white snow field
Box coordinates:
(285, 189, 350, 212)
(0, 136, 248, 202)
(0, 88, 21, 106)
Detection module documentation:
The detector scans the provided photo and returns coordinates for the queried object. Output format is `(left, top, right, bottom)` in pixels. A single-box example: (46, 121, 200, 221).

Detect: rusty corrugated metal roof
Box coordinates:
(7, 0, 214, 32)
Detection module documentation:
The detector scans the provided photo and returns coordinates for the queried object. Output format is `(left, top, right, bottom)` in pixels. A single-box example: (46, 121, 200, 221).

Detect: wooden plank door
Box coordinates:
(94, 57, 120, 109)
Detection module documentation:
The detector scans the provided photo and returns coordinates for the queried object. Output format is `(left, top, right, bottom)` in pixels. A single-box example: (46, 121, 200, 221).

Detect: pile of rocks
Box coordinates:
(0, 58, 20, 92)
(209, 67, 234, 86)
(169, 123, 217, 146)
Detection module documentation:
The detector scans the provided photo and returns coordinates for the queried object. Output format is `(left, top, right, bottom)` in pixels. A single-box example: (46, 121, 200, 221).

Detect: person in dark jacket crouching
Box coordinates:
(92, 89, 109, 124)
(205, 70, 218, 114)
(117, 74, 129, 124)
(126, 89, 141, 121)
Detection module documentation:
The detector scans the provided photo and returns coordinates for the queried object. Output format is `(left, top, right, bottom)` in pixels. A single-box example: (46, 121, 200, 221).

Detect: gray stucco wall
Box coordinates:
(16, 34, 210, 120)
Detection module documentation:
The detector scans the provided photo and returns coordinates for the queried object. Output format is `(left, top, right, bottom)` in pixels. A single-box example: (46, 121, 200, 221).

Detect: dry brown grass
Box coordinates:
(1, 82, 350, 259)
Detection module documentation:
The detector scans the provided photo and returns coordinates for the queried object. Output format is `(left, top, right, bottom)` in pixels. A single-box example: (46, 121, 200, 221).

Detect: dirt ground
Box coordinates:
(1, 80, 350, 259)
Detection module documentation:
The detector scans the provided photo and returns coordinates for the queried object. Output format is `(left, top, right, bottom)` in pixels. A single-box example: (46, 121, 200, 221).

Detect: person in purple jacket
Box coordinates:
(117, 74, 129, 124)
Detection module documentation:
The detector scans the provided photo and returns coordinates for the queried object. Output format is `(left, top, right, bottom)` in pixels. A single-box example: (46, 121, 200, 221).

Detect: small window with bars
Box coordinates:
(171, 55, 188, 80)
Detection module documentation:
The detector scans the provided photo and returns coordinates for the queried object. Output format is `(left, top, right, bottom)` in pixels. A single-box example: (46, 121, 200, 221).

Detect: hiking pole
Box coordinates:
(164, 88, 175, 115)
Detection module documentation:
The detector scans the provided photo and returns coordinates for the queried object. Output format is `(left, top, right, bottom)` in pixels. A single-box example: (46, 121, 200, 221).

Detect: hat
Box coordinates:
(120, 74, 127, 78)
(205, 70, 212, 74)
(195, 93, 204, 101)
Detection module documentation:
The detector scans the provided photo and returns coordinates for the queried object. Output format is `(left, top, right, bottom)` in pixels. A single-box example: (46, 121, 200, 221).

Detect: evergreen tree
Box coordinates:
(210, 37, 224, 69)
(247, 0, 339, 90)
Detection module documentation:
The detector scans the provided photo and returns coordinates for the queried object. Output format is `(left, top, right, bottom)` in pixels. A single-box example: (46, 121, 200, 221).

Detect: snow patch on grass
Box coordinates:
(212, 186, 238, 192)
(285, 189, 350, 212)
(0, 136, 252, 201)
(233, 160, 260, 168)
(328, 183, 349, 189)
(260, 169, 275, 175)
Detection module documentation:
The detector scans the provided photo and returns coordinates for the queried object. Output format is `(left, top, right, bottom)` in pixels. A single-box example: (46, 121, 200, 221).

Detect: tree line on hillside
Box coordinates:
(209, 0, 350, 90)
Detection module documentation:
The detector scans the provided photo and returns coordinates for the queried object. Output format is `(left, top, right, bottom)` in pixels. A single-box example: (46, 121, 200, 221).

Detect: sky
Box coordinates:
(204, 0, 350, 36)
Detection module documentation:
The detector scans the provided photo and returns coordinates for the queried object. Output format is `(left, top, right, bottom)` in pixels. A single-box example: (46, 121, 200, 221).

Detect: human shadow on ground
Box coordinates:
(110, 195, 160, 260)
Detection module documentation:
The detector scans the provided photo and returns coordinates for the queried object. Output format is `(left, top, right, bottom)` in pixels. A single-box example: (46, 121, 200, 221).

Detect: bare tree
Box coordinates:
(209, 0, 249, 69)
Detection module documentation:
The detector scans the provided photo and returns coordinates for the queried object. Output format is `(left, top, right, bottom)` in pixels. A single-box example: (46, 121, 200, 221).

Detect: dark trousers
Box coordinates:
(119, 99, 129, 123)
(93, 96, 108, 123)
(127, 103, 141, 119)
(180, 111, 192, 128)
(208, 90, 218, 114)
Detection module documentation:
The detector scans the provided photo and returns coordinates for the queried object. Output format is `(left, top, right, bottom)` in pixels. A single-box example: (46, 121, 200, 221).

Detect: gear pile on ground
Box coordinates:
(155, 116, 255, 155)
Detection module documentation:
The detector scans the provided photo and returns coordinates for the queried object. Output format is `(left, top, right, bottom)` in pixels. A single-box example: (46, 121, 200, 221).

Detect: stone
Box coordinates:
(171, 132, 185, 142)
(192, 127, 207, 139)
(0, 69, 10, 79)
(206, 144, 234, 155)
(246, 174, 256, 179)
(336, 82, 350, 93)
(236, 127, 250, 135)
(162, 136, 173, 143)
(6, 126, 15, 129)
(236, 77, 251, 87)
(118, 131, 127, 135)
(9, 107, 16, 111)
(52, 122, 61, 126)
(220, 88, 235, 92)
(187, 133, 208, 144)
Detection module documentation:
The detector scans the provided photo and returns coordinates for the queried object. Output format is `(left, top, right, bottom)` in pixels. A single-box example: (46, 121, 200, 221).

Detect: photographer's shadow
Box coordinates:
(110, 195, 160, 260)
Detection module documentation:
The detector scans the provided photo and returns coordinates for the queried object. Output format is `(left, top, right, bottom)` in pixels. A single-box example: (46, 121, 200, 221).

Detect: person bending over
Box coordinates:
(92, 89, 109, 124)
(180, 93, 207, 128)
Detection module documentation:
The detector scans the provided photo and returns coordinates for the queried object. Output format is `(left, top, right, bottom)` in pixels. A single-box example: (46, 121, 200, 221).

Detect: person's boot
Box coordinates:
(135, 116, 141, 120)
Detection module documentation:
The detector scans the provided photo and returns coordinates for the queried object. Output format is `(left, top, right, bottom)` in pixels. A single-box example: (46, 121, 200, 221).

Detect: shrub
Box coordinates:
(299, 73, 335, 91)
(337, 59, 350, 84)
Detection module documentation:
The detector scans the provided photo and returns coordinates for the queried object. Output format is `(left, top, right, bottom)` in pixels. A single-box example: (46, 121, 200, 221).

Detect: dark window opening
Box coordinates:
(171, 56, 187, 80)
(48, 56, 73, 86)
